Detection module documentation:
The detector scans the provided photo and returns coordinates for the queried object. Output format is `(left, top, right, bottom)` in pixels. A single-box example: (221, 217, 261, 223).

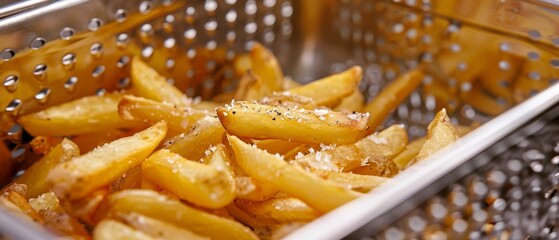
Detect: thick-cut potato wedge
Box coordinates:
(291, 144, 364, 172)
(313, 170, 389, 192)
(142, 148, 235, 209)
(250, 43, 284, 92)
(131, 57, 189, 105)
(96, 190, 258, 240)
(235, 176, 278, 201)
(364, 69, 424, 132)
(18, 93, 145, 137)
(29, 192, 89, 239)
(94, 219, 155, 240)
(355, 124, 408, 159)
(111, 166, 142, 191)
(334, 87, 365, 112)
(351, 156, 399, 177)
(235, 197, 320, 223)
(217, 101, 370, 145)
(165, 116, 225, 160)
(228, 135, 360, 213)
(72, 130, 134, 154)
(286, 66, 362, 107)
(233, 54, 252, 77)
(48, 121, 167, 200)
(118, 212, 209, 240)
(119, 95, 208, 133)
(407, 109, 459, 167)
(392, 138, 426, 170)
(29, 136, 62, 155)
(234, 71, 271, 101)
(13, 139, 79, 198)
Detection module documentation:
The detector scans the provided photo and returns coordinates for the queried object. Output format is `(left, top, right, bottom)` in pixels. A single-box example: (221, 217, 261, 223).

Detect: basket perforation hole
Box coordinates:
(62, 53, 76, 69)
(115, 9, 127, 22)
(141, 45, 154, 59)
(281, 1, 293, 17)
(116, 33, 130, 48)
(550, 59, 559, 68)
(3, 75, 18, 92)
(64, 76, 78, 92)
(33, 64, 47, 80)
(60, 27, 75, 40)
(185, 6, 196, 24)
(139, 1, 153, 14)
(263, 13, 276, 26)
(225, 10, 237, 23)
(186, 69, 195, 78)
(204, 0, 217, 13)
(528, 29, 542, 40)
(264, 30, 275, 43)
(95, 88, 107, 96)
(164, 37, 176, 49)
(263, 0, 277, 8)
(184, 28, 197, 40)
(245, 21, 257, 34)
(5, 99, 22, 116)
(162, 0, 173, 6)
(206, 40, 217, 50)
(527, 51, 540, 61)
(90, 43, 103, 58)
(7, 124, 22, 143)
(0, 49, 15, 61)
(117, 77, 130, 89)
(11, 145, 26, 161)
(92, 65, 105, 78)
(140, 23, 154, 36)
(225, 0, 236, 5)
(187, 49, 196, 59)
(116, 55, 130, 68)
(205, 20, 218, 33)
(29, 38, 46, 50)
(34, 88, 51, 104)
(460, 82, 472, 92)
(88, 18, 103, 31)
(498, 60, 510, 71)
(166, 58, 175, 70)
(245, 0, 257, 15)
(529, 71, 541, 81)
(226, 31, 236, 43)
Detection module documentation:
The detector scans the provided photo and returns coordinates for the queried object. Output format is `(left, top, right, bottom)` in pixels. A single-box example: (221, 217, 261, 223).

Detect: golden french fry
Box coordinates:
(12, 139, 79, 198)
(259, 92, 317, 110)
(48, 121, 167, 200)
(72, 129, 135, 154)
(142, 148, 235, 209)
(351, 156, 399, 177)
(354, 124, 408, 161)
(235, 197, 320, 223)
(461, 86, 509, 116)
(271, 223, 307, 240)
(118, 212, 209, 240)
(233, 54, 252, 78)
(217, 101, 370, 145)
(334, 87, 365, 112)
(111, 166, 142, 191)
(253, 139, 303, 156)
(28, 136, 62, 155)
(28, 192, 90, 239)
(250, 43, 284, 92)
(228, 135, 360, 213)
(234, 71, 271, 101)
(18, 93, 145, 137)
(2, 188, 44, 223)
(364, 69, 424, 132)
(423, 80, 460, 112)
(94, 219, 155, 240)
(131, 57, 189, 105)
(392, 138, 426, 170)
(286, 66, 362, 107)
(96, 190, 258, 240)
(312, 170, 389, 193)
(118, 95, 208, 133)
(165, 116, 225, 160)
(291, 144, 364, 172)
(235, 176, 278, 201)
(407, 109, 459, 167)
(63, 188, 109, 225)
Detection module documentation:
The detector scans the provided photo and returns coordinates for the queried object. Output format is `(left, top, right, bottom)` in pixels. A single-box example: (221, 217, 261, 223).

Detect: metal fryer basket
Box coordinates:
(1, 0, 559, 239)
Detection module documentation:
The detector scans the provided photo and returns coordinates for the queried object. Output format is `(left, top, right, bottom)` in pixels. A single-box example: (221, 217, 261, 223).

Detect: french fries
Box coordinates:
(48, 121, 167, 200)
(228, 135, 360, 213)
(142, 148, 235, 209)
(12, 139, 79, 198)
(217, 101, 370, 144)
(4, 42, 474, 239)
(18, 93, 145, 136)
(286, 66, 362, 107)
(96, 190, 258, 240)
(118, 95, 208, 132)
(364, 69, 424, 132)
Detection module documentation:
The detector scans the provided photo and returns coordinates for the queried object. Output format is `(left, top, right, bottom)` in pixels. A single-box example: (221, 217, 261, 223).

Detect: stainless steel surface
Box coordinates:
(0, 0, 559, 239)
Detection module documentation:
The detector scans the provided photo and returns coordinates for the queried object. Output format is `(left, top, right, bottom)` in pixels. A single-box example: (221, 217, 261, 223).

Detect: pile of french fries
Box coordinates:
(0, 43, 465, 239)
